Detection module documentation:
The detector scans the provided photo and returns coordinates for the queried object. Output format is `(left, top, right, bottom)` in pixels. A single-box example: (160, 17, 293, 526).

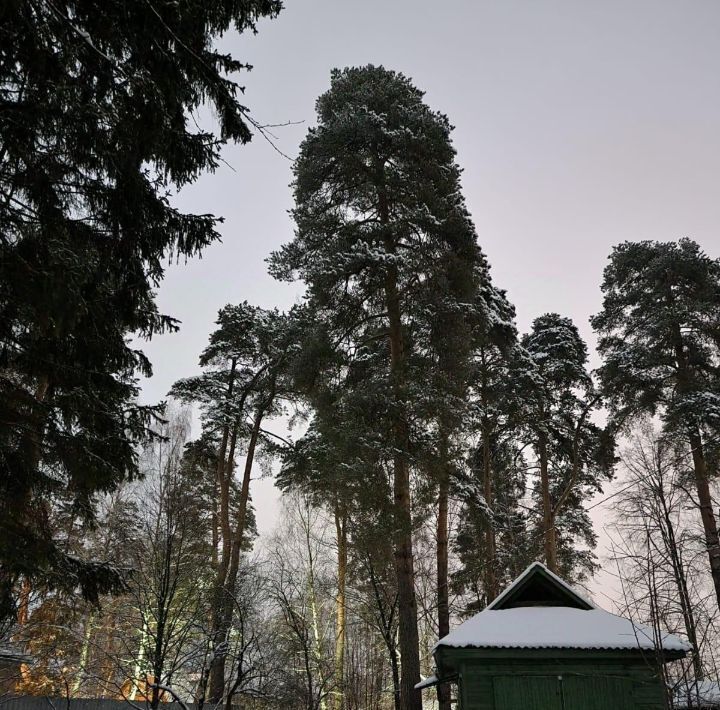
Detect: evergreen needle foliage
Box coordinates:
(0, 0, 282, 619)
(270, 64, 506, 710)
(592, 239, 720, 609)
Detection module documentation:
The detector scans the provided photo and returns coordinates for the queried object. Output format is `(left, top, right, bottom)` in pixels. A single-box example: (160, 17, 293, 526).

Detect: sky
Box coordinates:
(138, 0, 720, 602)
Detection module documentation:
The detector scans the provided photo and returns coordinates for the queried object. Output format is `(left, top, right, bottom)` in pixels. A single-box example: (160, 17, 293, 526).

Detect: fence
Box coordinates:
(0, 699, 199, 710)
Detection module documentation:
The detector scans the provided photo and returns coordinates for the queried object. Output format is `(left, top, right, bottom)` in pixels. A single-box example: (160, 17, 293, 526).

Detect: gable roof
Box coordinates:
(487, 562, 595, 610)
(434, 562, 690, 654)
(434, 605, 689, 652)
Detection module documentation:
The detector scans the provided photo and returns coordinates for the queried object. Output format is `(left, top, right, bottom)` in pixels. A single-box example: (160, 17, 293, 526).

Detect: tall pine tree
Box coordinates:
(270, 65, 487, 710)
(171, 303, 296, 704)
(592, 239, 720, 608)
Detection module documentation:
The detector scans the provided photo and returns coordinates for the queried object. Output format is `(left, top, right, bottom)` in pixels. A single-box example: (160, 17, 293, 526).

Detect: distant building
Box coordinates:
(418, 562, 689, 709)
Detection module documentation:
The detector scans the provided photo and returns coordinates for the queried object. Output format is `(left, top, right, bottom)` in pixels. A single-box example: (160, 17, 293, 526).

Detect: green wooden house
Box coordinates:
(419, 562, 688, 709)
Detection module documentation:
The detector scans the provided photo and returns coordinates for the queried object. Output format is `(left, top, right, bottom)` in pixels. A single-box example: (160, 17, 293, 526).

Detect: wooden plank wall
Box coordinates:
(458, 660, 666, 709)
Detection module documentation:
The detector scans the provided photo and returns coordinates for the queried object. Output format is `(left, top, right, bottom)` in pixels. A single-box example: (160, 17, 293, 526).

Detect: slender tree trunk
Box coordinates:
(390, 644, 401, 710)
(436, 436, 451, 710)
(644, 534, 672, 709)
(225, 401, 267, 602)
(657, 485, 703, 680)
(687, 431, 720, 609)
(150, 522, 174, 710)
(379, 185, 421, 710)
(209, 403, 265, 703)
(669, 315, 720, 610)
(481, 423, 497, 601)
(16, 577, 31, 626)
(216, 359, 237, 571)
(72, 611, 95, 696)
(208, 360, 237, 703)
(129, 616, 148, 701)
(194, 648, 212, 710)
(539, 430, 558, 572)
(211, 486, 219, 570)
(333, 503, 347, 710)
(479, 350, 498, 602)
(304, 503, 328, 710)
(367, 552, 401, 710)
(100, 619, 118, 697)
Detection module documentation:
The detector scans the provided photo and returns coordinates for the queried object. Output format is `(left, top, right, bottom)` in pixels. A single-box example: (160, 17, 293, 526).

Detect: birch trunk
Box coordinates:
(72, 611, 95, 696)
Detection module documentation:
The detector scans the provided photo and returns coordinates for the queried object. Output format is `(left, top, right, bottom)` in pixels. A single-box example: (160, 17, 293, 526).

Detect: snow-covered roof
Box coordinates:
(414, 674, 439, 690)
(435, 605, 689, 652)
(435, 562, 690, 654)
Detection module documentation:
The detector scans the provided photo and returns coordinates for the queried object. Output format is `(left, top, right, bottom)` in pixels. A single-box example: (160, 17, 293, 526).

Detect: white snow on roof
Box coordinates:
(414, 674, 439, 690)
(435, 606, 690, 652)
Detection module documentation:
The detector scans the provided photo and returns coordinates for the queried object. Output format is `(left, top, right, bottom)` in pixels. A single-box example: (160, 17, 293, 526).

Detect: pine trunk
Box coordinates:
(539, 430, 558, 572)
(209, 404, 265, 704)
(367, 552, 401, 710)
(688, 431, 720, 610)
(436, 460, 451, 710)
(216, 359, 237, 570)
(379, 183, 421, 710)
(333, 503, 347, 710)
(17, 577, 31, 626)
(208, 360, 238, 702)
(670, 315, 720, 610)
(387, 289, 421, 710)
(482, 423, 497, 601)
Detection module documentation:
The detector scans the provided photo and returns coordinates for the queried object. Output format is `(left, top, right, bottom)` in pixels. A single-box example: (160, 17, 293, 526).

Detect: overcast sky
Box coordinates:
(138, 0, 720, 601)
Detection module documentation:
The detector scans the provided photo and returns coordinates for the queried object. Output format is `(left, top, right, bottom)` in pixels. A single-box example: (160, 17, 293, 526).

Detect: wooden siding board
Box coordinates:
(493, 676, 563, 709)
(447, 652, 667, 710)
(562, 675, 633, 710)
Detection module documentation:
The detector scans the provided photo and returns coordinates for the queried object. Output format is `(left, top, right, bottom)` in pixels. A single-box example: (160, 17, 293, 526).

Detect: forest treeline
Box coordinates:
(1, 4, 719, 710)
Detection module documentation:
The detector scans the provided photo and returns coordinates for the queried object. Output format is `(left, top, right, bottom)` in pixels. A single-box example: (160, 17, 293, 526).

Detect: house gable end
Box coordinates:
(488, 562, 595, 610)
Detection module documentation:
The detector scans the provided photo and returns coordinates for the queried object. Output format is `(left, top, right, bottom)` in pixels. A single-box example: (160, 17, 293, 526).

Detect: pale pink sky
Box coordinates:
(138, 0, 720, 602)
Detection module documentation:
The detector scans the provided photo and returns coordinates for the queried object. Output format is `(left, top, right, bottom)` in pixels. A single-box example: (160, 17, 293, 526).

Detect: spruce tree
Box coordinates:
(0, 0, 282, 618)
(270, 65, 486, 710)
(591, 239, 720, 608)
